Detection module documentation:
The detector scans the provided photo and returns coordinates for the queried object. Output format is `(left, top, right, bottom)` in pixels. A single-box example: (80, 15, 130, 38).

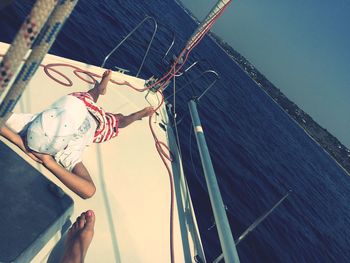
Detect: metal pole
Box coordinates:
(188, 99, 240, 263)
(185, 0, 232, 51)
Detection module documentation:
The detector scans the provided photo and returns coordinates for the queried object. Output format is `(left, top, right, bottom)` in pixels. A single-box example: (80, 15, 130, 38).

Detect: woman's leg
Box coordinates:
(88, 70, 112, 102)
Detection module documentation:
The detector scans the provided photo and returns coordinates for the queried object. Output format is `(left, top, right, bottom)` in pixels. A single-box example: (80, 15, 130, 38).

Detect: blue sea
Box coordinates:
(1, 1, 350, 262)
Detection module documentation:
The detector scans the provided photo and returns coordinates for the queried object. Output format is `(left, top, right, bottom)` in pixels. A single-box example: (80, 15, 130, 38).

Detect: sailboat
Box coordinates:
(0, 0, 250, 262)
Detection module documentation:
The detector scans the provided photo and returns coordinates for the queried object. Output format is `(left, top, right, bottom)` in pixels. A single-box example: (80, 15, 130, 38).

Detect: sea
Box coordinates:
(1, 1, 350, 262)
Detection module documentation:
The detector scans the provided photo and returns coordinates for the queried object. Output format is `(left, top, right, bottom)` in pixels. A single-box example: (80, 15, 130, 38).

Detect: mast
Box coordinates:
(188, 100, 240, 263)
(182, 1, 239, 262)
(184, 0, 231, 51)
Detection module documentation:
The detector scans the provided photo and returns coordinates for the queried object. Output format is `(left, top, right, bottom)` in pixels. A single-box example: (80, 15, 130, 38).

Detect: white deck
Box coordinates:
(0, 42, 204, 263)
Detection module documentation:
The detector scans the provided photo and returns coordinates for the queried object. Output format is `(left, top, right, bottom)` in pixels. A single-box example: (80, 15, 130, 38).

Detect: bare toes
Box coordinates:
(84, 210, 95, 231)
(78, 214, 86, 229)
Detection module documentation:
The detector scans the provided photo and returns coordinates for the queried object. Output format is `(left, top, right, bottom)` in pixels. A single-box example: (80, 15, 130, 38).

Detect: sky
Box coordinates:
(180, 0, 350, 147)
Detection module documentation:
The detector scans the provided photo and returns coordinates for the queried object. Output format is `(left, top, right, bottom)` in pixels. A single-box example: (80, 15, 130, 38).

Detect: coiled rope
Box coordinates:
(0, 0, 57, 94)
(0, 0, 78, 127)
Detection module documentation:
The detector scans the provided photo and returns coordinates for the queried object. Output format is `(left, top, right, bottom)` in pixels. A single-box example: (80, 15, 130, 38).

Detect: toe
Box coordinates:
(79, 214, 86, 229)
(84, 210, 95, 231)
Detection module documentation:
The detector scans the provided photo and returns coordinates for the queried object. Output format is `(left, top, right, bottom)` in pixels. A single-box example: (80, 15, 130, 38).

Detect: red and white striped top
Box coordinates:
(70, 92, 119, 143)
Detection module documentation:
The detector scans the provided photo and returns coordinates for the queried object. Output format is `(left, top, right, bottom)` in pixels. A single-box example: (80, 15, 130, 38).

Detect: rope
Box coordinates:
(0, 0, 57, 95)
(0, 0, 79, 127)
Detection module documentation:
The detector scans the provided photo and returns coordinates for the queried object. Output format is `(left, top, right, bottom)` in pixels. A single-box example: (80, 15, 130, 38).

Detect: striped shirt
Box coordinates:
(70, 92, 119, 143)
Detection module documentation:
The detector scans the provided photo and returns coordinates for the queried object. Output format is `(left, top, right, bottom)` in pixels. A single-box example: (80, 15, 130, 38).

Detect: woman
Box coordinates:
(1, 70, 154, 199)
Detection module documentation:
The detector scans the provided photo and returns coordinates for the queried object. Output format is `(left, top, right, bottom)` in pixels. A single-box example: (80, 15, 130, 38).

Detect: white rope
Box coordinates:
(0, 0, 79, 127)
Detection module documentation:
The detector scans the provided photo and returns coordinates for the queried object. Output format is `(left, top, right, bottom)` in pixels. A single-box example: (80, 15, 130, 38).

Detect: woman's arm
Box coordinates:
(33, 153, 96, 199)
(117, 106, 154, 128)
(0, 125, 42, 163)
(0, 124, 25, 147)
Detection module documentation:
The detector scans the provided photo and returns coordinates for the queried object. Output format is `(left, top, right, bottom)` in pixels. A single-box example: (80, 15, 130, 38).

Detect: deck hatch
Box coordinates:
(0, 141, 73, 263)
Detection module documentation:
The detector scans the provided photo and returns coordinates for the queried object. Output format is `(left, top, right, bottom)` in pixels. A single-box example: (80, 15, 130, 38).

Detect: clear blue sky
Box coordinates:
(180, 0, 350, 147)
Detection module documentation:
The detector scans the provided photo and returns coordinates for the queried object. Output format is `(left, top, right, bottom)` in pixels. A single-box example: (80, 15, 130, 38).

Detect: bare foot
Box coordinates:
(99, 70, 112, 95)
(60, 210, 95, 263)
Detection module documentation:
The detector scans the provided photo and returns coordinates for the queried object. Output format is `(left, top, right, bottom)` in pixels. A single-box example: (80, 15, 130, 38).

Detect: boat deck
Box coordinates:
(0, 42, 203, 263)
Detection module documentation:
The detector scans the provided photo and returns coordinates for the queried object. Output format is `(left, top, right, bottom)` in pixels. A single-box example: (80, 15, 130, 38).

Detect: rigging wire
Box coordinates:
(172, 69, 184, 160)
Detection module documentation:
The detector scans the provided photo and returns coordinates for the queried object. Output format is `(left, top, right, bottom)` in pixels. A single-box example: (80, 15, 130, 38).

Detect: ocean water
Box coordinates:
(1, 1, 350, 262)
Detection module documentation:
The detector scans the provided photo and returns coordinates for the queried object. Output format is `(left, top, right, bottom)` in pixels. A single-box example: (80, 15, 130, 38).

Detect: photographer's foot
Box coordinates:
(60, 210, 95, 263)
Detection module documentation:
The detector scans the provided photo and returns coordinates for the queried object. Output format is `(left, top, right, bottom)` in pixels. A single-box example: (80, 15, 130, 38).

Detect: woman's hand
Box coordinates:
(140, 106, 155, 118)
(20, 134, 43, 163)
(24, 149, 43, 164)
(31, 151, 54, 165)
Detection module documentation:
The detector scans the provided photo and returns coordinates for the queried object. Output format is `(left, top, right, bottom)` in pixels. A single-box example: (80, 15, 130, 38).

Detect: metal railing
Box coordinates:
(168, 70, 219, 100)
(161, 30, 176, 62)
(101, 16, 176, 77)
(101, 16, 157, 77)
